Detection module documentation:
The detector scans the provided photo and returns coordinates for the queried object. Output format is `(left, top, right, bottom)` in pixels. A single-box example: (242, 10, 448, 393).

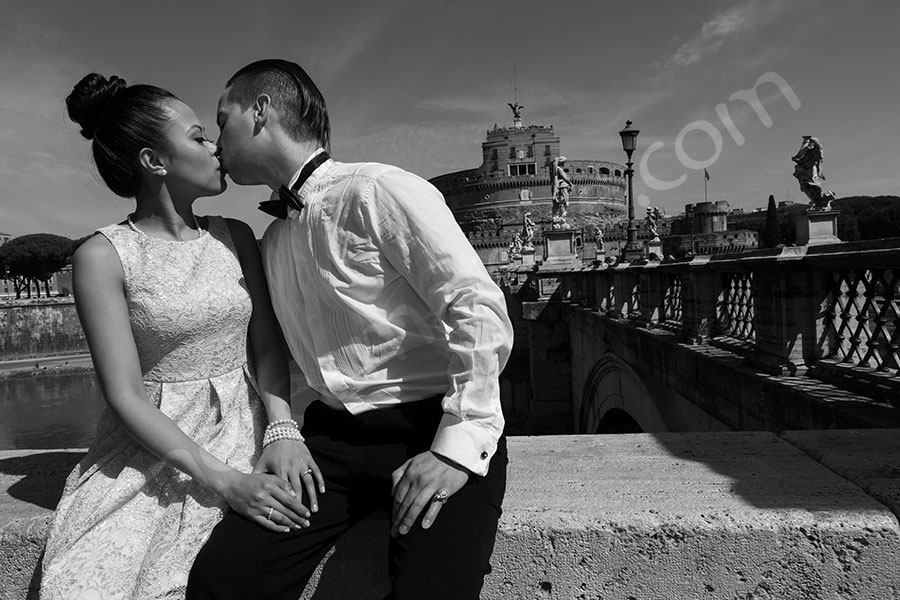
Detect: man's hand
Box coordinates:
(391, 451, 469, 537)
(254, 440, 325, 513)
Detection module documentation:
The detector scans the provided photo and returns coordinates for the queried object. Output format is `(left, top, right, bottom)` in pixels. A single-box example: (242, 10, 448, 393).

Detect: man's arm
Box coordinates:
(364, 168, 513, 473)
(361, 167, 513, 534)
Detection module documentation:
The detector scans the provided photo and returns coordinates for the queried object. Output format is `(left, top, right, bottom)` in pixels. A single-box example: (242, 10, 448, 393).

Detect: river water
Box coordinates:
(0, 368, 316, 451)
(0, 371, 106, 450)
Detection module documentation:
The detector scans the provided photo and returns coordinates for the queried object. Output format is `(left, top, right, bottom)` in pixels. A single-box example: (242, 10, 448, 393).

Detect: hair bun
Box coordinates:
(66, 73, 127, 140)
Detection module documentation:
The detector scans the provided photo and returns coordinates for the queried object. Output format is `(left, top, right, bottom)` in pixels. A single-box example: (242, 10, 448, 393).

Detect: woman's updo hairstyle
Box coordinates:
(66, 73, 178, 198)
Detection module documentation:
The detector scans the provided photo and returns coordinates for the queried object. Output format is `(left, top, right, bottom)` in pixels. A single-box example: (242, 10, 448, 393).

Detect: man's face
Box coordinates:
(215, 88, 260, 185)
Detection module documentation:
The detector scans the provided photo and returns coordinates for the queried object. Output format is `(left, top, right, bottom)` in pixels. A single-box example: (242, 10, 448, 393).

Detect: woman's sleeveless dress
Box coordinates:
(40, 216, 266, 599)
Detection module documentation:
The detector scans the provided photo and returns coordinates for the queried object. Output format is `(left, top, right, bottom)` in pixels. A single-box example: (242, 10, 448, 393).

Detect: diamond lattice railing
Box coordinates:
(664, 273, 683, 322)
(820, 268, 900, 375)
(631, 275, 642, 317)
(718, 272, 755, 340)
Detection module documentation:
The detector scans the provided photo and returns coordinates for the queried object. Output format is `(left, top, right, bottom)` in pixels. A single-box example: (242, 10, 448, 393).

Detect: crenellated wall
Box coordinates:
(0, 301, 87, 361)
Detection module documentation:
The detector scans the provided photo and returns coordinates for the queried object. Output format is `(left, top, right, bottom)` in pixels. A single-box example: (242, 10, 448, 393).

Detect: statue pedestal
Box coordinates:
(795, 210, 841, 246)
(645, 238, 663, 260)
(542, 229, 579, 268)
(521, 247, 536, 266)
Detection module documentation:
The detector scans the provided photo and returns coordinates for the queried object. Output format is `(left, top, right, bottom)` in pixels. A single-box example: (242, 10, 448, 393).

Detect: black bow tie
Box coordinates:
(258, 151, 330, 219)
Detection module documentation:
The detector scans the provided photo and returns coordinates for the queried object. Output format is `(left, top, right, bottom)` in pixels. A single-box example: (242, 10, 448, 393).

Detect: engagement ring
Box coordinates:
(432, 489, 449, 504)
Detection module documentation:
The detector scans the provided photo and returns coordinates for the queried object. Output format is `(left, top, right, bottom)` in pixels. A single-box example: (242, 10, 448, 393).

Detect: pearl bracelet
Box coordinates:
(265, 418, 299, 432)
(263, 425, 305, 448)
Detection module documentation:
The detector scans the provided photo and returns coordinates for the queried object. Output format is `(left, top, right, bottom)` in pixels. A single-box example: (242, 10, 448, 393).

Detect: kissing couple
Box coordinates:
(39, 59, 512, 600)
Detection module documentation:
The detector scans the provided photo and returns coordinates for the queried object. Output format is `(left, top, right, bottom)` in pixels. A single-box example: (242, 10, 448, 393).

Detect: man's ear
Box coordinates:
(138, 147, 168, 177)
(253, 94, 272, 134)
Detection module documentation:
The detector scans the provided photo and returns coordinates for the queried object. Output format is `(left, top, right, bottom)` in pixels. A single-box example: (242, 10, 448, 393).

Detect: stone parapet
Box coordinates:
(518, 238, 900, 406)
(3, 432, 900, 599)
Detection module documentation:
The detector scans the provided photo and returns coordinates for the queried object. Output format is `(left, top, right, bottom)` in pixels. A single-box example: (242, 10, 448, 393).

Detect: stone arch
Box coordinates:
(596, 408, 643, 433)
(578, 353, 668, 434)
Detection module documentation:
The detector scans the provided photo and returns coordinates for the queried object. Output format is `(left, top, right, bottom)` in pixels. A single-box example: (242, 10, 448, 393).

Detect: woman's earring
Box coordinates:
(159, 169, 168, 176)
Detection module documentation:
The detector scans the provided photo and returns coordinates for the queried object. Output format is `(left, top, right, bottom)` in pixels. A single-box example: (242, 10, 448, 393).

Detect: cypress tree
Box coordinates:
(760, 194, 782, 248)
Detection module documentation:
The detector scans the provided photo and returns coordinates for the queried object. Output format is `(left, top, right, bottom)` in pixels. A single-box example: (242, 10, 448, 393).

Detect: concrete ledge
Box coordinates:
(3, 432, 900, 599)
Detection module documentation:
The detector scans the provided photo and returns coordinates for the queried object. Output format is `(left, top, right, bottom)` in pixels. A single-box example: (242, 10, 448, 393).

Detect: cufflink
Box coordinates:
(480, 451, 488, 460)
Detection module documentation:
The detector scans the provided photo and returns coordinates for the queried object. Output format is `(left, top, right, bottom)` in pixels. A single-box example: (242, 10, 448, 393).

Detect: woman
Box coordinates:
(40, 73, 324, 599)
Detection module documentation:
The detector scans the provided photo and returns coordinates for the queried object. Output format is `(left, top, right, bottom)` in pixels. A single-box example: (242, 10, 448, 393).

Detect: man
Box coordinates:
(187, 59, 513, 600)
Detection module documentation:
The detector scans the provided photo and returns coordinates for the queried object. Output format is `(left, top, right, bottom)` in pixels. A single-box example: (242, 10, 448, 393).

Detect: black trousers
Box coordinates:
(186, 398, 508, 600)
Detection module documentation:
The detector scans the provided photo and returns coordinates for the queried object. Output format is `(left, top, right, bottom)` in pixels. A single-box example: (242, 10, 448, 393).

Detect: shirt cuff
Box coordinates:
(430, 412, 499, 477)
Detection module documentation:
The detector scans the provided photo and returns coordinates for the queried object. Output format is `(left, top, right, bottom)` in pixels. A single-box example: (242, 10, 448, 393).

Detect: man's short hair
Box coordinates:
(226, 59, 330, 149)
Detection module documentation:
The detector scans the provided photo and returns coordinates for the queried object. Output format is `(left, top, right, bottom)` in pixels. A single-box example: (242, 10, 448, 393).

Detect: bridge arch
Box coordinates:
(579, 353, 669, 434)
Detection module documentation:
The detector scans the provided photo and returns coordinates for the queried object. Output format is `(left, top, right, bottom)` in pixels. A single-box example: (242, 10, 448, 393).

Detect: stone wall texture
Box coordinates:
(0, 302, 87, 360)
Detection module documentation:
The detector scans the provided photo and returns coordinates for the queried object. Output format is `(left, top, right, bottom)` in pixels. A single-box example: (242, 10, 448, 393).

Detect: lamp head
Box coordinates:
(619, 119, 640, 155)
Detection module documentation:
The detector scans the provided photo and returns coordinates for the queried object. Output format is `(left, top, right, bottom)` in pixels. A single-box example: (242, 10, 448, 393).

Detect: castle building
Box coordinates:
(428, 105, 627, 269)
(663, 201, 759, 256)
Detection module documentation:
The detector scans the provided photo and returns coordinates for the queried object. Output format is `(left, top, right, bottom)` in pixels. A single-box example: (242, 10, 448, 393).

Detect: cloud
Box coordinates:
(667, 1, 791, 67)
(337, 120, 486, 179)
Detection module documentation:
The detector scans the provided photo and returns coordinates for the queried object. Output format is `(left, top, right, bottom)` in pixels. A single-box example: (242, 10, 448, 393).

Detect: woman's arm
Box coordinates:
(73, 234, 308, 531)
(226, 219, 325, 512)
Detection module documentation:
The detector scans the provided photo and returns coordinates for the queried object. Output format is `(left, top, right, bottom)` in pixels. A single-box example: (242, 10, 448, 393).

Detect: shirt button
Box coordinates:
(481, 451, 488, 460)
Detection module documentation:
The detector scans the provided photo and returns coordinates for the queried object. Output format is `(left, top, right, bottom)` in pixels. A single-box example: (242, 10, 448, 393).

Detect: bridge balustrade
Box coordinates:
(513, 238, 900, 406)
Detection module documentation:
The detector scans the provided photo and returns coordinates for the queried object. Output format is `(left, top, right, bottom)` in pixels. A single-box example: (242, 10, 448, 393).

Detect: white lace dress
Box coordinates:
(40, 216, 265, 600)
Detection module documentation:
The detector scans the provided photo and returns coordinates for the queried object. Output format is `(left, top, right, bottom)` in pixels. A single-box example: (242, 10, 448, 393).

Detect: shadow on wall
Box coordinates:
(578, 353, 888, 515)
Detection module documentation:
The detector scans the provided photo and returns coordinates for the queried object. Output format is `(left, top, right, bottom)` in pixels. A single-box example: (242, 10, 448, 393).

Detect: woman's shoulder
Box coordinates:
(205, 216, 254, 244)
(72, 231, 122, 274)
(200, 215, 248, 235)
(203, 216, 257, 257)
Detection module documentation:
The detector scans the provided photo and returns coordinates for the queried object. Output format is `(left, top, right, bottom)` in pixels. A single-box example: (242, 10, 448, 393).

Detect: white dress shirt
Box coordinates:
(261, 155, 513, 475)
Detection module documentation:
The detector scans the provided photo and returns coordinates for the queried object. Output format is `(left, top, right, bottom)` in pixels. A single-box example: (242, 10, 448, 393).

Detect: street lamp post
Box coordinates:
(618, 120, 642, 261)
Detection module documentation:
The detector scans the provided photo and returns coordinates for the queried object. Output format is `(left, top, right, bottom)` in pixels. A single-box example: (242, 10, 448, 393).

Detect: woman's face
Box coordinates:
(158, 100, 226, 198)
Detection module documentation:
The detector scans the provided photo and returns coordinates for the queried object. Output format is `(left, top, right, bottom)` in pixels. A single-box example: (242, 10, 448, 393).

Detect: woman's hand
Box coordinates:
(219, 470, 312, 533)
(254, 440, 326, 513)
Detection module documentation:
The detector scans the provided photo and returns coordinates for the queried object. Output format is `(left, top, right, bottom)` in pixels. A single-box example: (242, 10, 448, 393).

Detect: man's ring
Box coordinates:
(267, 507, 274, 520)
(301, 469, 313, 477)
(432, 489, 449, 504)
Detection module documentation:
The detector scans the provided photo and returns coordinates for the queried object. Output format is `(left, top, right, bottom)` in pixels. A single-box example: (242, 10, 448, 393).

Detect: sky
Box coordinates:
(2, 0, 899, 239)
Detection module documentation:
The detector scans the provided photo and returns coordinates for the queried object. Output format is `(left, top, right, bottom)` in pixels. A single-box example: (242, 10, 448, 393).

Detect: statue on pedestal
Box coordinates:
(593, 225, 604, 249)
(550, 157, 571, 230)
(645, 206, 661, 241)
(791, 135, 836, 211)
(522, 212, 535, 249)
(508, 232, 523, 261)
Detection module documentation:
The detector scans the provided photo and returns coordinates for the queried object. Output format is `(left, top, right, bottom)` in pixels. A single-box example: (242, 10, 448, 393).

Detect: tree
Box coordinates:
(833, 196, 900, 241)
(0, 233, 76, 299)
(759, 194, 782, 248)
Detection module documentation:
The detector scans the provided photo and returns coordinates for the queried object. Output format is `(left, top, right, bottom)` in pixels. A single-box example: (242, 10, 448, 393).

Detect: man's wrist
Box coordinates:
(430, 450, 471, 475)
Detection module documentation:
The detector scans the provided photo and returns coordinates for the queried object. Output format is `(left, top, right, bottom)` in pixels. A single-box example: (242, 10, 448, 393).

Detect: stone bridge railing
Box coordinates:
(5, 430, 900, 599)
(511, 238, 900, 409)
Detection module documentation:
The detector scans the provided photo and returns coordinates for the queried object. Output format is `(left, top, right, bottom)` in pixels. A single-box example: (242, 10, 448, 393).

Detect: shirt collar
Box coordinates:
(287, 148, 327, 189)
